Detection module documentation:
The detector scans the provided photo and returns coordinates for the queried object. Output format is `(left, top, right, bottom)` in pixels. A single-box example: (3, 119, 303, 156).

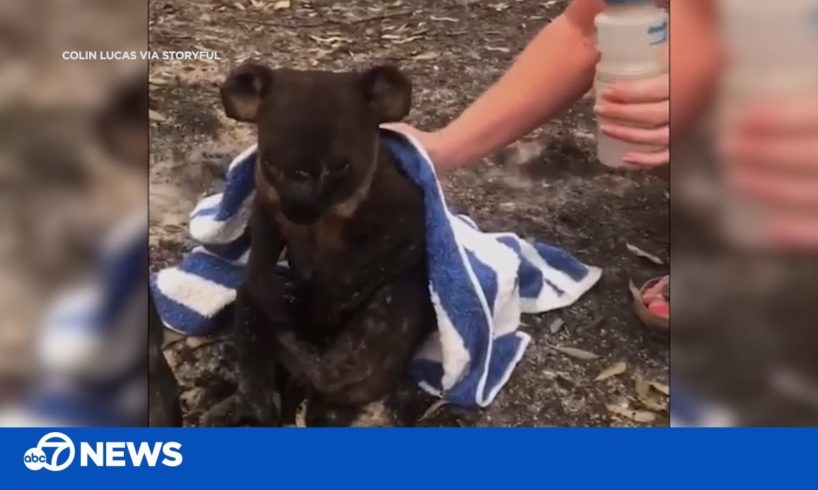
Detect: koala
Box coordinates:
(202, 62, 434, 426)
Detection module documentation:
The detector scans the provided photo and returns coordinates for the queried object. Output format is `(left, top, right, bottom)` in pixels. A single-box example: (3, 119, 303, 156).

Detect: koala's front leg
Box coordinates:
(274, 266, 433, 407)
(202, 203, 289, 426)
(201, 287, 284, 426)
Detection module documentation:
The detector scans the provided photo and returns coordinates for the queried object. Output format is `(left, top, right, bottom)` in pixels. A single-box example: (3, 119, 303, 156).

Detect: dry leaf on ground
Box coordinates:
(595, 361, 627, 381)
(412, 51, 439, 61)
(552, 345, 599, 361)
(430, 16, 459, 22)
(626, 243, 664, 265)
(634, 376, 669, 412)
(149, 110, 168, 123)
(418, 399, 449, 423)
(649, 381, 670, 396)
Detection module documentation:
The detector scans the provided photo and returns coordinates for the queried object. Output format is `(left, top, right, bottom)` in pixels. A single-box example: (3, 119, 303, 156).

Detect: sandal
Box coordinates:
(629, 275, 669, 331)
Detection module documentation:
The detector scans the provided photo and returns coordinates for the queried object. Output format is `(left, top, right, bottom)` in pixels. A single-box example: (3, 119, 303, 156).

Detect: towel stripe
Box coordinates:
(155, 268, 238, 319)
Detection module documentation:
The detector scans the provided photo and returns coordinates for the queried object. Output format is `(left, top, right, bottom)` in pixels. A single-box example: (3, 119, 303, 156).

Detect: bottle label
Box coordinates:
(648, 21, 668, 46)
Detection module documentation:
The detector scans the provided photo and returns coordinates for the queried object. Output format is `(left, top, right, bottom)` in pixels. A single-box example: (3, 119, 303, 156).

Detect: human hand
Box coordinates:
(381, 122, 459, 173)
(722, 97, 818, 248)
(594, 73, 670, 167)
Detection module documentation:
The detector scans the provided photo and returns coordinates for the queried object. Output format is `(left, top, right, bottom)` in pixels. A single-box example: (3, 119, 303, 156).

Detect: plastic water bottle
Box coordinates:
(717, 0, 818, 247)
(719, 0, 818, 121)
(594, 0, 668, 168)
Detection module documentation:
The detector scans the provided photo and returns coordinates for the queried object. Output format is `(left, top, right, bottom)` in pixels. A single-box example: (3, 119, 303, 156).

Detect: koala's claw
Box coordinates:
(200, 390, 281, 427)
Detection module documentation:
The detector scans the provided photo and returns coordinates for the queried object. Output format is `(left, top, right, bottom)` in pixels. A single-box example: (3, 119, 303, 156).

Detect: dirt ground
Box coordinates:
(148, 0, 669, 426)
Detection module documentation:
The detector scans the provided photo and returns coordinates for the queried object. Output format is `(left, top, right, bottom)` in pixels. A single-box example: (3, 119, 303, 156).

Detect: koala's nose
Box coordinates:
(283, 176, 317, 205)
(281, 173, 320, 224)
(281, 180, 321, 224)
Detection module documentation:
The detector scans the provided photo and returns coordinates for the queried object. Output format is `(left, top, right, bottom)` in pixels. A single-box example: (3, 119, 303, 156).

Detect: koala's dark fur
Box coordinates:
(203, 62, 434, 426)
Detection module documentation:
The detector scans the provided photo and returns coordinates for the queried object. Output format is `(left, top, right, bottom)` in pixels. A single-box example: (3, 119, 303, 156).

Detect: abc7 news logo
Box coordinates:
(23, 432, 75, 472)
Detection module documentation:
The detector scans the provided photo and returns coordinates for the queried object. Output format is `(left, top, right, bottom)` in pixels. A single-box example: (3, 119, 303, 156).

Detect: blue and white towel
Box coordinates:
(0, 211, 148, 427)
(151, 130, 602, 407)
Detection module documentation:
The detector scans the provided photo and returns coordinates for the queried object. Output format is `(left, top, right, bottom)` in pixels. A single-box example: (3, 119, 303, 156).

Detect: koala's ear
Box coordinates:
(220, 62, 275, 122)
(360, 65, 412, 123)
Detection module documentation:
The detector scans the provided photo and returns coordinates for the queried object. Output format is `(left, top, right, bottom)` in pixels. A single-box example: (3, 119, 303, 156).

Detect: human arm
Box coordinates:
(389, 0, 605, 172)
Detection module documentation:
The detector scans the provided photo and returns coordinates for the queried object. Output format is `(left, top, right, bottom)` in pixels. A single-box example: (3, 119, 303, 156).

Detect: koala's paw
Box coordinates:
(200, 390, 281, 427)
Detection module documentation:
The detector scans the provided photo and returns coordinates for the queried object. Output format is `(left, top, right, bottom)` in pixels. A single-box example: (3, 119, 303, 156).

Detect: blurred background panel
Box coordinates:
(671, 0, 818, 426)
(0, 0, 148, 426)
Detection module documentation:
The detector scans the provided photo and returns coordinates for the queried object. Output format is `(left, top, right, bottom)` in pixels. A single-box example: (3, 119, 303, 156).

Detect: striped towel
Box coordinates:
(151, 130, 601, 407)
(0, 212, 149, 427)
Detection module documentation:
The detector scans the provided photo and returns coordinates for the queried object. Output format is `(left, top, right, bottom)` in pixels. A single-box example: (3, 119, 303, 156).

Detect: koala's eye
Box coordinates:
(328, 158, 351, 174)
